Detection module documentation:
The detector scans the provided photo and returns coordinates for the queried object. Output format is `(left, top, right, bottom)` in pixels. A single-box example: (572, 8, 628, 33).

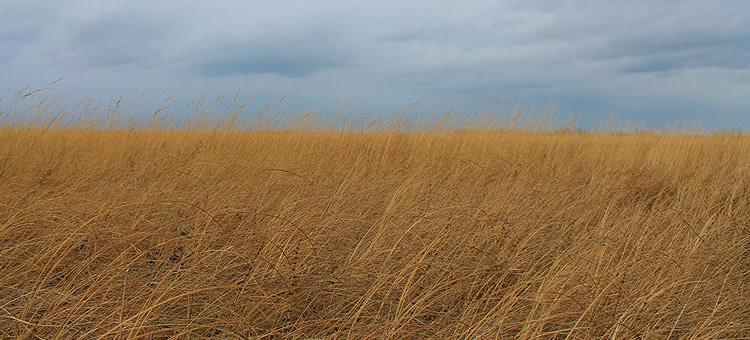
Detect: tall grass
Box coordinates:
(0, 88, 748, 339)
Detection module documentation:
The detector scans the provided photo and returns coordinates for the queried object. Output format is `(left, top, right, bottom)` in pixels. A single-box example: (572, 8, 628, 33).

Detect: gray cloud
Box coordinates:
(66, 12, 173, 69)
(1, 0, 749, 130)
(620, 49, 750, 74)
(492, 1, 750, 76)
(0, 29, 40, 44)
(0, 2, 53, 65)
(604, 28, 750, 74)
(188, 29, 354, 78)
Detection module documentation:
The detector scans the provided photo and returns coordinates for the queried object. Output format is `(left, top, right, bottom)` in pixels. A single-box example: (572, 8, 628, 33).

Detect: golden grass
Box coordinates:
(0, 91, 749, 339)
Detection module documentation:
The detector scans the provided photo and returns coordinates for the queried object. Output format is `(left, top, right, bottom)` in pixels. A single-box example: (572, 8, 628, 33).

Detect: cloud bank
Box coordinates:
(1, 0, 748, 129)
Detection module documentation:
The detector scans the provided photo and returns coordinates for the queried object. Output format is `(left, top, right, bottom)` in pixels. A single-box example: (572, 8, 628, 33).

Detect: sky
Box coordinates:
(1, 0, 749, 130)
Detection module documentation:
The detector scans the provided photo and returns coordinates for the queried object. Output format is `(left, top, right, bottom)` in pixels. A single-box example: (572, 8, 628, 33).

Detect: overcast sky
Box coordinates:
(1, 0, 749, 130)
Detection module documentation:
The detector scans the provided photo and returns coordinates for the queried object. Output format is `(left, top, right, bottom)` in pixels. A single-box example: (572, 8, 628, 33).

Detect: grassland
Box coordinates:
(1, 92, 749, 339)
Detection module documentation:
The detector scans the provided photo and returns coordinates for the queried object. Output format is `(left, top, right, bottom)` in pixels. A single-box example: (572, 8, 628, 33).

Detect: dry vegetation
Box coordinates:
(1, 90, 749, 339)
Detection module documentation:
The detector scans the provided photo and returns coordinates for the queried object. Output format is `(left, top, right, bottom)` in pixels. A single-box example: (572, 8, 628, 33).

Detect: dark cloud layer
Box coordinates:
(605, 28, 750, 74)
(189, 30, 353, 78)
(70, 15, 169, 69)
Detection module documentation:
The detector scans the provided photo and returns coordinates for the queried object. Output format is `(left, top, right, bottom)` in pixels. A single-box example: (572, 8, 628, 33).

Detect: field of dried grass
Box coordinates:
(1, 92, 749, 339)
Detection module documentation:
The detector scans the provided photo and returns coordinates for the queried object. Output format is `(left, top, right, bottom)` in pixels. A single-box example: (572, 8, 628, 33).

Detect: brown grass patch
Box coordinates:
(1, 91, 748, 339)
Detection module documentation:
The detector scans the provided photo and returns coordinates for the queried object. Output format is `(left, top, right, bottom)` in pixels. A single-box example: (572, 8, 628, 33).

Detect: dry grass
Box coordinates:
(1, 91, 749, 339)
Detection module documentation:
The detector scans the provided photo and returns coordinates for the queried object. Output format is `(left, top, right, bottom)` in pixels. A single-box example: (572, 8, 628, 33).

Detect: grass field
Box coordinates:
(1, 91, 749, 339)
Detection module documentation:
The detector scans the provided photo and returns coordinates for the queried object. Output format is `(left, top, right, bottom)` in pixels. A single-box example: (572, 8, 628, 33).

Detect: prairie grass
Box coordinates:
(1, 90, 749, 339)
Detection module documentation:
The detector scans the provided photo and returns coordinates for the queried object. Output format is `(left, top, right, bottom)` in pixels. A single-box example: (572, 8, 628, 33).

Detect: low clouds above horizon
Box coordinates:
(1, 0, 749, 129)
